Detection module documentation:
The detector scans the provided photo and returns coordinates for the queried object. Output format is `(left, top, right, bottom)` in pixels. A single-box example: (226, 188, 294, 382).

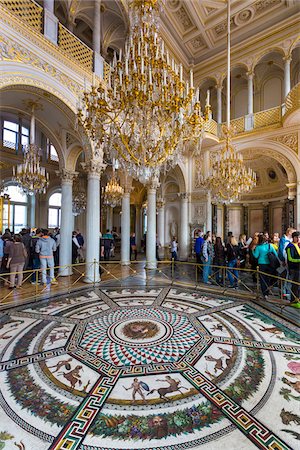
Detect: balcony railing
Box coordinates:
(253, 106, 282, 129)
(58, 23, 93, 72)
(284, 82, 300, 118)
(2, 0, 42, 33)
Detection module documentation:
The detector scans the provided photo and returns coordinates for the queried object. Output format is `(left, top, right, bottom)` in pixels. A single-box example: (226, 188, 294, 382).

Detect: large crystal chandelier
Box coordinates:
(13, 143, 49, 195)
(102, 172, 124, 208)
(199, 0, 256, 203)
(77, 0, 211, 183)
(12, 105, 49, 195)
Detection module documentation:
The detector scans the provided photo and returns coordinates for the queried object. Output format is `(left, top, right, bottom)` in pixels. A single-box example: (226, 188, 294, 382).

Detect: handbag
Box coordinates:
(267, 244, 280, 270)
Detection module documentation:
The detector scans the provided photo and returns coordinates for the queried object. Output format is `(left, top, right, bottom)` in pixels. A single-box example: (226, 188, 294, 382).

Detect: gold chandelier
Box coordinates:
(102, 173, 124, 208)
(77, 0, 211, 183)
(13, 143, 49, 195)
(199, 0, 256, 203)
(199, 126, 256, 204)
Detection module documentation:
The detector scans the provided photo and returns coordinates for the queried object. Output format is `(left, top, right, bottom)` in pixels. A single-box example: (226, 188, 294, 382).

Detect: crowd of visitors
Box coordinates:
(0, 225, 299, 308)
(193, 227, 300, 308)
(0, 227, 84, 288)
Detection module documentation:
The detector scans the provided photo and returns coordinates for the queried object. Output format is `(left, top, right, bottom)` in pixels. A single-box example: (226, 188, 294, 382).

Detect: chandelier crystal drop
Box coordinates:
(77, 0, 211, 184)
(102, 173, 124, 208)
(198, 0, 256, 203)
(13, 144, 49, 195)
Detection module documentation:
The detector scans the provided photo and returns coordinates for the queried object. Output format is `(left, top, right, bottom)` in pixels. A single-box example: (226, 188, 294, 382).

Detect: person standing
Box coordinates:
(201, 233, 214, 284)
(0, 233, 3, 271)
(6, 235, 27, 288)
(72, 231, 80, 265)
(286, 231, 300, 308)
(170, 236, 178, 261)
(31, 228, 43, 284)
(20, 228, 32, 270)
(156, 234, 161, 261)
(214, 237, 226, 283)
(102, 229, 113, 261)
(36, 229, 58, 285)
(130, 232, 137, 261)
(278, 227, 296, 301)
(252, 233, 277, 300)
(226, 236, 239, 288)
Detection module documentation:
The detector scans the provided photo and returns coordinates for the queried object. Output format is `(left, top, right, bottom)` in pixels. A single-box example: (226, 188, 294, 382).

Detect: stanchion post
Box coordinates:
(93, 259, 96, 287)
(256, 266, 260, 299)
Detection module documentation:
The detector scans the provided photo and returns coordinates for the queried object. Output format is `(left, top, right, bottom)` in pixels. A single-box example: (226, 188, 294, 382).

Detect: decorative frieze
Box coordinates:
(271, 133, 298, 154)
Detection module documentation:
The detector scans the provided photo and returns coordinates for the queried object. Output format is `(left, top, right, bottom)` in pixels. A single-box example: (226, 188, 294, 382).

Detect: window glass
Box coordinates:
(3, 129, 17, 145)
(4, 121, 18, 132)
(22, 126, 29, 136)
(14, 205, 27, 233)
(21, 135, 29, 146)
(6, 185, 28, 203)
(49, 192, 62, 207)
(48, 208, 59, 228)
(50, 144, 59, 161)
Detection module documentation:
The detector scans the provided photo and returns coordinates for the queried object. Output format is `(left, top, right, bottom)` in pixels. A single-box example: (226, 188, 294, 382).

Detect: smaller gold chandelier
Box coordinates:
(199, 126, 256, 204)
(13, 144, 49, 195)
(102, 173, 124, 208)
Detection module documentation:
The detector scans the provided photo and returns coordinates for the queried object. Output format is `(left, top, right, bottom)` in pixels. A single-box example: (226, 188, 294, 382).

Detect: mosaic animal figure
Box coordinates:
(148, 376, 188, 401)
(204, 355, 224, 373)
(282, 377, 300, 394)
(48, 357, 72, 373)
(254, 323, 283, 337)
(60, 365, 83, 390)
(280, 408, 300, 425)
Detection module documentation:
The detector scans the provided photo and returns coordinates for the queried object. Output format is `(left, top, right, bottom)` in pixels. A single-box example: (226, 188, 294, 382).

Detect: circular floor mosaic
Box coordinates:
(0, 286, 299, 450)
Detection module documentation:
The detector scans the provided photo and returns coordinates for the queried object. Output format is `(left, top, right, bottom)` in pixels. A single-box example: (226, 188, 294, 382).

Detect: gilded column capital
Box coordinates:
(147, 176, 160, 192)
(56, 169, 78, 184)
(179, 192, 189, 201)
(246, 71, 254, 79)
(81, 160, 106, 178)
(156, 198, 165, 209)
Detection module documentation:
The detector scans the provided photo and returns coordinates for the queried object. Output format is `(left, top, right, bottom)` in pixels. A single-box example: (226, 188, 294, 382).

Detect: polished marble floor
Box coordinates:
(0, 286, 299, 449)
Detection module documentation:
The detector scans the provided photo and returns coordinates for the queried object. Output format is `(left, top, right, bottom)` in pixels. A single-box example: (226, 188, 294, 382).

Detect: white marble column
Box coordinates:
(247, 72, 254, 115)
(106, 206, 113, 231)
(179, 193, 189, 260)
(44, 0, 58, 44)
(146, 179, 159, 269)
(284, 56, 291, 99)
(216, 85, 222, 124)
(57, 169, 77, 276)
(157, 199, 165, 249)
(121, 190, 131, 265)
(206, 192, 212, 233)
(83, 160, 104, 282)
(135, 205, 142, 252)
(93, 0, 104, 77)
(29, 195, 36, 228)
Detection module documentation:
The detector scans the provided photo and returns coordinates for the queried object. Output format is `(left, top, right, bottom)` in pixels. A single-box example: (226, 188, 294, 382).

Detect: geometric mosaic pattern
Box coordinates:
(0, 286, 299, 450)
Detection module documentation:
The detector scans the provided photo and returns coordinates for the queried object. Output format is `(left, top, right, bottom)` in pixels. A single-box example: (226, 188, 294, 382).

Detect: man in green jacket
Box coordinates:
(286, 231, 300, 309)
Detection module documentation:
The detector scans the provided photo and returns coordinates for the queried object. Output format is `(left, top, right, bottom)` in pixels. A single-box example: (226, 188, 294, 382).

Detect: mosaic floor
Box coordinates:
(0, 287, 299, 450)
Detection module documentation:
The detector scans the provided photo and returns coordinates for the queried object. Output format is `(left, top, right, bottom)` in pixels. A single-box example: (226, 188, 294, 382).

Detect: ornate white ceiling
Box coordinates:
(162, 0, 299, 65)
(52, 0, 299, 66)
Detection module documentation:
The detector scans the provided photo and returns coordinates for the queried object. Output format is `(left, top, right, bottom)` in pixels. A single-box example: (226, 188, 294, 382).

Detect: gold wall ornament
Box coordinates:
(271, 133, 298, 154)
(0, 35, 83, 100)
(77, 0, 211, 184)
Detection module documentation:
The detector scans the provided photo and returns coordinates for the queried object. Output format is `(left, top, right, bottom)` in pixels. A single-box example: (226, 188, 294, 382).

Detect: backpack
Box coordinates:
(267, 244, 280, 269)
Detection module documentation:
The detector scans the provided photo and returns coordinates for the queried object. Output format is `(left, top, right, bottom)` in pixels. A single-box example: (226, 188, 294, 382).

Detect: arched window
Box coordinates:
(48, 192, 61, 228)
(3, 185, 28, 233)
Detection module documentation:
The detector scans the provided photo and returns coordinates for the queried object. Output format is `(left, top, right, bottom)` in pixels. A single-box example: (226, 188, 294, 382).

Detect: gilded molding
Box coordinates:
(0, 35, 82, 100)
(56, 169, 78, 183)
(0, 5, 92, 76)
(271, 133, 298, 154)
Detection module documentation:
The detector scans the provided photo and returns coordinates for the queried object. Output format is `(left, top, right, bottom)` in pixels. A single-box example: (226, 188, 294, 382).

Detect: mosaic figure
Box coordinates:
(148, 375, 189, 401)
(48, 357, 72, 373)
(58, 365, 83, 390)
(123, 378, 149, 403)
(123, 321, 159, 339)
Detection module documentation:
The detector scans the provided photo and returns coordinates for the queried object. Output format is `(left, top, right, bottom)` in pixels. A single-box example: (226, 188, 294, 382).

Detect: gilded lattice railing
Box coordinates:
(58, 23, 93, 72)
(284, 82, 300, 117)
(2, 0, 42, 33)
(254, 106, 281, 129)
(204, 119, 218, 136)
(230, 117, 245, 134)
(103, 61, 111, 84)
